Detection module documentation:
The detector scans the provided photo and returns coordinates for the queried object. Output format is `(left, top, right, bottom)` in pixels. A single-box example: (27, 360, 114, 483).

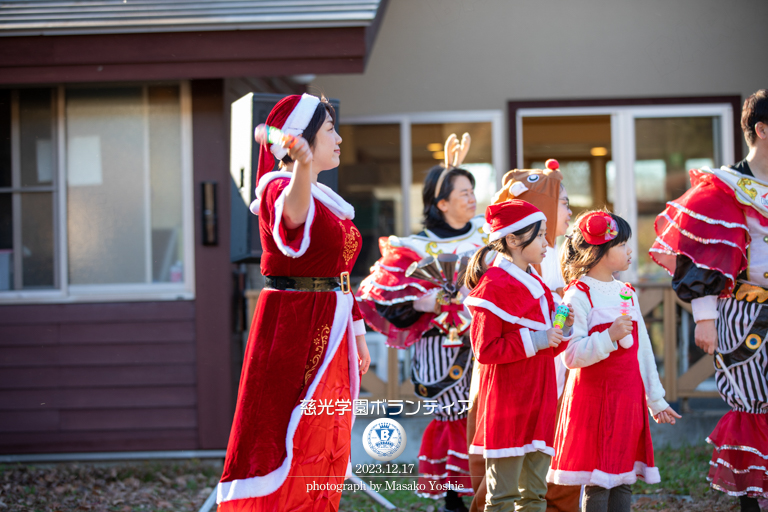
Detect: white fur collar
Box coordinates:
(496, 257, 545, 299)
(251, 171, 355, 220)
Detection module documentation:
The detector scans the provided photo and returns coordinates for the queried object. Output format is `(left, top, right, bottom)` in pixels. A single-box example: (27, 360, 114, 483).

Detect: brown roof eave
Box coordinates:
(0, 26, 369, 85)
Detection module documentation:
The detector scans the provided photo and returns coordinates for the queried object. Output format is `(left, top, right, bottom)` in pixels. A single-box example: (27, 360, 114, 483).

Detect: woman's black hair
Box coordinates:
(280, 98, 336, 165)
(561, 211, 632, 284)
(422, 165, 476, 230)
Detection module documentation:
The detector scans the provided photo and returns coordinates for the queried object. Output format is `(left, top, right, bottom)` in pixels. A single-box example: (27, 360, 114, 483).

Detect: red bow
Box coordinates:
(440, 302, 464, 327)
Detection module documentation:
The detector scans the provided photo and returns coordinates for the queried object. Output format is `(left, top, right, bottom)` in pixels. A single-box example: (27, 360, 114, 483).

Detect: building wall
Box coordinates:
(314, 0, 768, 119)
(0, 302, 198, 453)
(0, 79, 236, 454)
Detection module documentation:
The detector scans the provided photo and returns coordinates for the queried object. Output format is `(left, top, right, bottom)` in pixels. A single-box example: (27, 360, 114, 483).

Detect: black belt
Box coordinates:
(265, 272, 351, 294)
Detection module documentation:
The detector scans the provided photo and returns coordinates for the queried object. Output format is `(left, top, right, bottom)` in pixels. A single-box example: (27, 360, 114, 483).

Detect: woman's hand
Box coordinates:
(564, 303, 575, 327)
(356, 335, 371, 375)
(546, 328, 564, 348)
(284, 135, 313, 167)
(653, 407, 682, 425)
(694, 319, 717, 355)
(608, 315, 633, 342)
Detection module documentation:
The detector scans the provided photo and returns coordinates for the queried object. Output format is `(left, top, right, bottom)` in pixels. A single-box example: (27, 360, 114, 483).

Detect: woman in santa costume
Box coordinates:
(650, 89, 768, 512)
(551, 210, 680, 512)
(216, 93, 371, 512)
(357, 134, 482, 511)
(464, 199, 574, 512)
(467, 159, 576, 512)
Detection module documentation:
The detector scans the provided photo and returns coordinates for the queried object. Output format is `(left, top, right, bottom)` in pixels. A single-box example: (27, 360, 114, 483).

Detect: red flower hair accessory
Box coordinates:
(579, 211, 618, 245)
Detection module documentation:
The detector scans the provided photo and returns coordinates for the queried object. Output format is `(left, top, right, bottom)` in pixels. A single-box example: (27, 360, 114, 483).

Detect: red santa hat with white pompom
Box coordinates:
(485, 199, 546, 242)
(256, 93, 321, 183)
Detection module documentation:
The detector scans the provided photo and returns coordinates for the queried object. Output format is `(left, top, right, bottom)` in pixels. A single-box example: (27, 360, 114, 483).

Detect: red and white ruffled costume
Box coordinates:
(651, 165, 768, 498)
(465, 258, 568, 460)
(548, 277, 668, 488)
(357, 217, 486, 499)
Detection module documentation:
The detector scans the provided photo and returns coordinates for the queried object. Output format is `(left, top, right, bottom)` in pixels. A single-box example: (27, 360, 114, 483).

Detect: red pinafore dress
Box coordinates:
(550, 281, 656, 488)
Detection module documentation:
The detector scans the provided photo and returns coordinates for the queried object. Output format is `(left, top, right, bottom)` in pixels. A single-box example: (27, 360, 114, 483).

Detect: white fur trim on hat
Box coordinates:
(488, 211, 546, 242)
(270, 94, 321, 161)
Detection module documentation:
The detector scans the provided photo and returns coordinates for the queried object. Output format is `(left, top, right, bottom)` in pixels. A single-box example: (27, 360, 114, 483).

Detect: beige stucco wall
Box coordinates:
(312, 0, 768, 118)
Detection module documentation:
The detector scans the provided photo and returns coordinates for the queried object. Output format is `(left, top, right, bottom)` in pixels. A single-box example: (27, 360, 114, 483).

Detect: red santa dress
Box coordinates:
(356, 218, 487, 499)
(217, 172, 365, 511)
(464, 257, 568, 459)
(548, 277, 668, 488)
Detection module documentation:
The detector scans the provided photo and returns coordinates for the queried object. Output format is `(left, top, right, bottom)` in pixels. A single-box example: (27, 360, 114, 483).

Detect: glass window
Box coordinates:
(338, 123, 401, 278)
(0, 89, 57, 291)
(634, 116, 717, 281)
(66, 86, 184, 286)
(0, 83, 191, 301)
(522, 115, 613, 213)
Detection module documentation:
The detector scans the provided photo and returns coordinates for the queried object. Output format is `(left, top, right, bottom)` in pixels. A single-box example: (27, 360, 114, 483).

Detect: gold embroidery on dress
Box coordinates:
(478, 226, 489, 245)
(425, 242, 443, 258)
(338, 221, 360, 265)
(304, 324, 331, 385)
(738, 178, 758, 201)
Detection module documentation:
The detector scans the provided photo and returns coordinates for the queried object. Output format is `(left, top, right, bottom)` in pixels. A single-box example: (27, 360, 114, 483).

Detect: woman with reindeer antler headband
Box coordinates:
(357, 133, 485, 510)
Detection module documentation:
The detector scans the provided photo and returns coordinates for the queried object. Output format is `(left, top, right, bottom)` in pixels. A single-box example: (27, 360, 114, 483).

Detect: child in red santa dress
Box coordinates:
(548, 210, 681, 512)
(463, 199, 574, 512)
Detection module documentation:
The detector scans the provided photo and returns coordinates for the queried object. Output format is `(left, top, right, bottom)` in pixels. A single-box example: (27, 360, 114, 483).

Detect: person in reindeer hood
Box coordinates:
(466, 159, 576, 512)
(217, 94, 370, 512)
(357, 134, 484, 511)
(651, 89, 768, 512)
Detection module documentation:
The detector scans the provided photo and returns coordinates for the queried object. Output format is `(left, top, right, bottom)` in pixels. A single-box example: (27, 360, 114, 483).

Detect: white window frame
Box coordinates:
(516, 103, 734, 281)
(343, 110, 505, 237)
(0, 81, 196, 304)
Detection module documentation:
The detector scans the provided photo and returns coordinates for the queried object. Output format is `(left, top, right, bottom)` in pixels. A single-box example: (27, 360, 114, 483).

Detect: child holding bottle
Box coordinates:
(547, 210, 681, 512)
(463, 199, 574, 512)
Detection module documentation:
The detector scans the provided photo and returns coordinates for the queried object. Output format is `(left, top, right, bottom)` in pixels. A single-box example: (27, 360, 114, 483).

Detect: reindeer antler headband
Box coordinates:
(434, 133, 471, 199)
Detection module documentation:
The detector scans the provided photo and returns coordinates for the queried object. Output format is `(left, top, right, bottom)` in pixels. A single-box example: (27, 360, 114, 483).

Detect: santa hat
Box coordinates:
(485, 199, 546, 242)
(256, 93, 321, 183)
(578, 211, 619, 245)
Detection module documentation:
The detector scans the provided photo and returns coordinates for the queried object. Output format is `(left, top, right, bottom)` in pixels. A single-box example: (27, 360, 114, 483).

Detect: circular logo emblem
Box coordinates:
(745, 333, 762, 350)
(449, 365, 463, 380)
(363, 418, 407, 461)
(418, 384, 429, 396)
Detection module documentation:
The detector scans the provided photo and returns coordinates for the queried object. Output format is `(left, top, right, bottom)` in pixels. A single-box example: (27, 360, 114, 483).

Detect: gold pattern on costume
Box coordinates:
(737, 178, 758, 201)
(338, 221, 360, 266)
(425, 242, 443, 258)
(449, 365, 463, 380)
(304, 324, 330, 385)
(478, 226, 489, 245)
(735, 283, 768, 303)
(745, 333, 762, 350)
(418, 384, 429, 396)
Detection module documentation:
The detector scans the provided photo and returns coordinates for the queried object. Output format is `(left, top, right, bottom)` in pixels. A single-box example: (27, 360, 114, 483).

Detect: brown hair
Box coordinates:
(462, 220, 541, 289)
(741, 90, 768, 147)
(560, 210, 631, 285)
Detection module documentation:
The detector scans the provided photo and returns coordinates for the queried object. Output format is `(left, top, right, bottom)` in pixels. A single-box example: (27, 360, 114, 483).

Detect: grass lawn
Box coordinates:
(0, 445, 756, 511)
(340, 444, 748, 511)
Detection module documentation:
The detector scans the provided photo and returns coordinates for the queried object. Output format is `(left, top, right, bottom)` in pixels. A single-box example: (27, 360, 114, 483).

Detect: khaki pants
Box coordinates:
(485, 451, 550, 512)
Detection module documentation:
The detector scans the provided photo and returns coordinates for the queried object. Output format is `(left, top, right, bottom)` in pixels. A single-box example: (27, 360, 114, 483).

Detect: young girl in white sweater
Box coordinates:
(546, 210, 681, 512)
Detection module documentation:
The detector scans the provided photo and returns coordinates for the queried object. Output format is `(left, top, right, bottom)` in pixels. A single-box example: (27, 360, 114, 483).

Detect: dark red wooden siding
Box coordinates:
(0, 301, 199, 454)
